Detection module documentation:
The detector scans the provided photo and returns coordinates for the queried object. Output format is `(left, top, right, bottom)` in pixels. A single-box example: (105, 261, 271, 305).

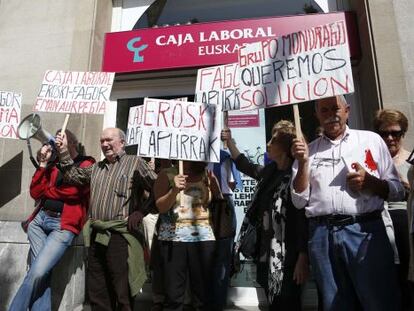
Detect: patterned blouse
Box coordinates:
(158, 167, 215, 242)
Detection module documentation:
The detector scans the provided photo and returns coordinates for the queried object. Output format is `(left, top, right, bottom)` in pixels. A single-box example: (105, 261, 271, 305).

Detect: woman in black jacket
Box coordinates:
(222, 120, 309, 310)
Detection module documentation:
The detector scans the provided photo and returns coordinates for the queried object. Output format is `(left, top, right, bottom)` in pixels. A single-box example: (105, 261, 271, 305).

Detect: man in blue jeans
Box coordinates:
(8, 131, 94, 311)
(291, 95, 404, 311)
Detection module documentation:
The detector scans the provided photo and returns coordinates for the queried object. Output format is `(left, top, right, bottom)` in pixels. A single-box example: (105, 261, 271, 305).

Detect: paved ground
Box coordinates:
(131, 283, 319, 310)
(85, 280, 320, 310)
(133, 302, 318, 310)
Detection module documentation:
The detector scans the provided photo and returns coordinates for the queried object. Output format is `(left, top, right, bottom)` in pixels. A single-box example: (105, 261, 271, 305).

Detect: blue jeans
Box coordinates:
(8, 210, 75, 311)
(309, 217, 400, 311)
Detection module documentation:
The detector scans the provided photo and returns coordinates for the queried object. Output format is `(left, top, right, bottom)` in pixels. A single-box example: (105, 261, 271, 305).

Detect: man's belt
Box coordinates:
(312, 210, 382, 227)
(42, 209, 62, 218)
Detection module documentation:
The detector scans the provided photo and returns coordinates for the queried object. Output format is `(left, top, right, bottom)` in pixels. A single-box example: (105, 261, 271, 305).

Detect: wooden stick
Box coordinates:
(223, 111, 229, 149)
(179, 160, 184, 207)
(293, 104, 303, 140)
(61, 114, 70, 133)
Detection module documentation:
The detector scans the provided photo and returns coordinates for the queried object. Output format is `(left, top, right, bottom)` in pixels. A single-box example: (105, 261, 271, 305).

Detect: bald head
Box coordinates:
(100, 127, 126, 162)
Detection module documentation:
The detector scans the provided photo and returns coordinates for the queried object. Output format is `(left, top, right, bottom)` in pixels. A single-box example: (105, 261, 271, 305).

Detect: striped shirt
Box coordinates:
(59, 151, 156, 221)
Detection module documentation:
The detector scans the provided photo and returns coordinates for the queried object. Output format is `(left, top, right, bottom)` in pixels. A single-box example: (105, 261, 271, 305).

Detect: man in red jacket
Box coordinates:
(8, 130, 95, 311)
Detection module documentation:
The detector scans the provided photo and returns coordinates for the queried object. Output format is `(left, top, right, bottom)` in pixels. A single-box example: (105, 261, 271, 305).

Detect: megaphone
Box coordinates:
(17, 113, 55, 145)
(17, 113, 56, 168)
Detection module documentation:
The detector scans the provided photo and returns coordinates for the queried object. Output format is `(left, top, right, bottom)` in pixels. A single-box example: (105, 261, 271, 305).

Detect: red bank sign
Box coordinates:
(102, 12, 359, 73)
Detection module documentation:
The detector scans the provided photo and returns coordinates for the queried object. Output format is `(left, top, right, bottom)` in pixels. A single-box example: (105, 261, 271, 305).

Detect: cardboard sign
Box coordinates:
(126, 97, 187, 146)
(238, 20, 354, 110)
(0, 91, 22, 139)
(126, 105, 144, 146)
(33, 70, 115, 114)
(195, 63, 240, 111)
(137, 98, 221, 162)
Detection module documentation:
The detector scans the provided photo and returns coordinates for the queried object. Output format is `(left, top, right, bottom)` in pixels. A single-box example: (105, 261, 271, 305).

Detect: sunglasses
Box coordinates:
(378, 130, 404, 138)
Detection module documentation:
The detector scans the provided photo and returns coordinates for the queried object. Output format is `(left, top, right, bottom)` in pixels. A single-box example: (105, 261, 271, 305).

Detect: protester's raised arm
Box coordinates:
(155, 170, 185, 213)
(56, 132, 93, 186)
(221, 128, 240, 160)
(291, 138, 310, 193)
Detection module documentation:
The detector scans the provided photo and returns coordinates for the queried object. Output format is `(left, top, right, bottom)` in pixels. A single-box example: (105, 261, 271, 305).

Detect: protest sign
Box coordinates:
(238, 20, 354, 110)
(195, 63, 240, 111)
(126, 105, 144, 146)
(0, 91, 22, 139)
(137, 98, 221, 162)
(33, 70, 115, 114)
(126, 97, 187, 146)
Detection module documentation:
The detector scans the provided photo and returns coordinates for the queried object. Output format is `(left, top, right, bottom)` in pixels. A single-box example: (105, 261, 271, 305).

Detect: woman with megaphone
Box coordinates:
(8, 130, 95, 311)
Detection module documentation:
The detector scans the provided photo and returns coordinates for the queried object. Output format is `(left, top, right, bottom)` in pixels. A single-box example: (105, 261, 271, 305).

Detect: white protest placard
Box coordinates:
(238, 20, 354, 110)
(126, 105, 144, 146)
(137, 98, 221, 162)
(126, 97, 187, 146)
(0, 91, 22, 139)
(195, 63, 240, 111)
(33, 70, 115, 114)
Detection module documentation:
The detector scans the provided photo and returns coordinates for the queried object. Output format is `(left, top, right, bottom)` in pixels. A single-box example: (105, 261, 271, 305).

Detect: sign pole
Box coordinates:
(61, 114, 70, 133)
(293, 104, 303, 140)
(179, 160, 184, 206)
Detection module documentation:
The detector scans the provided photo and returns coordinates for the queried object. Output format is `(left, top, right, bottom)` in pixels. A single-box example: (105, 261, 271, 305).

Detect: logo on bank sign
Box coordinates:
(127, 37, 148, 63)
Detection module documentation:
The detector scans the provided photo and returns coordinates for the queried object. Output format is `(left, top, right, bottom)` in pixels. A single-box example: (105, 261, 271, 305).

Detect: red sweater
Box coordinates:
(27, 156, 95, 235)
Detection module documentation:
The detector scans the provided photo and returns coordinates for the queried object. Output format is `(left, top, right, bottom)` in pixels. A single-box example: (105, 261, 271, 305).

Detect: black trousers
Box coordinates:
(268, 264, 302, 311)
(159, 240, 216, 311)
(257, 250, 302, 311)
(87, 232, 133, 311)
(151, 235, 165, 304)
(389, 209, 411, 310)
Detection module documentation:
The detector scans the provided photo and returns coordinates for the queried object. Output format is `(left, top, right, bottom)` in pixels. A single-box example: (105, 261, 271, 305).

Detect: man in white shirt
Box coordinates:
(291, 95, 404, 310)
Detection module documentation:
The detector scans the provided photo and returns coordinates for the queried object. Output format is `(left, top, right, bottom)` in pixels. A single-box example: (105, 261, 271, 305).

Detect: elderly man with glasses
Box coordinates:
(291, 95, 405, 311)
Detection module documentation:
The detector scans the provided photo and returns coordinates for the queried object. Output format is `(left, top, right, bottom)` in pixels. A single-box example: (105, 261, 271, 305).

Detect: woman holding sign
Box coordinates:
(222, 120, 309, 310)
(154, 161, 222, 311)
(9, 130, 95, 311)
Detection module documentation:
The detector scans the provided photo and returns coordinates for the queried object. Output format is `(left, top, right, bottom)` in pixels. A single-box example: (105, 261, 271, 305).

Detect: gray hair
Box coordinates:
(103, 127, 126, 142)
(315, 95, 349, 111)
(117, 128, 126, 142)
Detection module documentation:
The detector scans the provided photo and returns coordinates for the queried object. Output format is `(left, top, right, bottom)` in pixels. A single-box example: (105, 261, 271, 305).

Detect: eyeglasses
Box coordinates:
(312, 139, 343, 169)
(312, 157, 341, 169)
(378, 130, 404, 139)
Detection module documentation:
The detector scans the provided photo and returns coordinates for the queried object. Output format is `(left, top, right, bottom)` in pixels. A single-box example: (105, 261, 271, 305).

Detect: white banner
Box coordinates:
(0, 90, 22, 139)
(238, 20, 354, 110)
(195, 63, 240, 111)
(126, 97, 188, 146)
(34, 70, 115, 114)
(137, 98, 222, 162)
(126, 105, 144, 146)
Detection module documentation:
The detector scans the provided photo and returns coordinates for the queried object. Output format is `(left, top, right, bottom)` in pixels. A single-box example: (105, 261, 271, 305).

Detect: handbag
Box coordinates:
(237, 221, 257, 259)
(210, 198, 235, 239)
(232, 219, 257, 275)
